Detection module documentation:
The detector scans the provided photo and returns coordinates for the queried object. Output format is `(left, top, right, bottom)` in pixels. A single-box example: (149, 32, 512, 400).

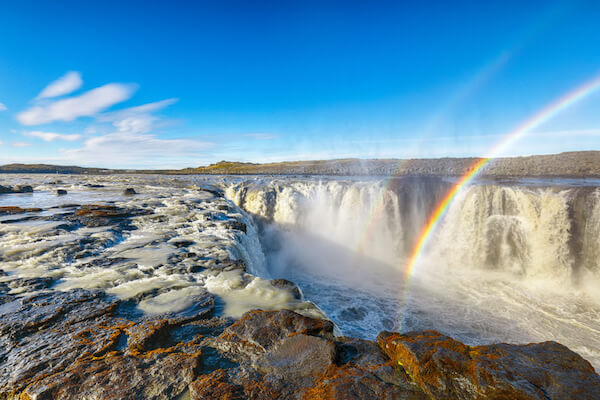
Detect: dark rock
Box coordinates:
(172, 240, 194, 248)
(223, 220, 246, 233)
(213, 259, 246, 272)
(0, 185, 34, 194)
(270, 278, 302, 300)
(0, 185, 13, 194)
(14, 184, 33, 193)
(56, 189, 68, 195)
(7, 277, 54, 292)
(124, 188, 137, 195)
(377, 330, 600, 400)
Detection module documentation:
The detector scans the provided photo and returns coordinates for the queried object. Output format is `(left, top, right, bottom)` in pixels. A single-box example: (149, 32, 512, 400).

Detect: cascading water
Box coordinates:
(225, 176, 600, 369)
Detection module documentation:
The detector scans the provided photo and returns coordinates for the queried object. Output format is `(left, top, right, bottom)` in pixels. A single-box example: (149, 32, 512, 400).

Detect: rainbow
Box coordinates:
(404, 73, 600, 280)
(355, 53, 513, 257)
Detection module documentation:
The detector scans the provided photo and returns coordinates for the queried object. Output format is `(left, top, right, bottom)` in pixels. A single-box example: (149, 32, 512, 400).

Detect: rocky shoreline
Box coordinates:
(1, 177, 600, 399)
(1, 288, 599, 399)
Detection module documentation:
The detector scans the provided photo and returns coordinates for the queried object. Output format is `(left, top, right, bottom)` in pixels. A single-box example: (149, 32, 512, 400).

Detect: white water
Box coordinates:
(3, 173, 600, 369)
(226, 177, 600, 369)
(0, 174, 324, 321)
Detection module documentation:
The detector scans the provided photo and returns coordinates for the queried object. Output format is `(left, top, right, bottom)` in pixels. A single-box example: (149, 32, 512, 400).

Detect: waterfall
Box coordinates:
(226, 177, 600, 284)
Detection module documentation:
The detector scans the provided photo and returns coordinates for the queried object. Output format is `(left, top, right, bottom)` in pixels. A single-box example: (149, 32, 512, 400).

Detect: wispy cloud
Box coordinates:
(0, 102, 7, 111)
(17, 83, 135, 125)
(98, 98, 178, 121)
(62, 96, 210, 167)
(36, 71, 83, 99)
(62, 132, 213, 167)
(24, 130, 82, 142)
(244, 133, 280, 140)
(95, 98, 178, 134)
(12, 141, 32, 147)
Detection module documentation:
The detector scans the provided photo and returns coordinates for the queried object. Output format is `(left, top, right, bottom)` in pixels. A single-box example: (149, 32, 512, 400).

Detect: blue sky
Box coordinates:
(1, 1, 599, 168)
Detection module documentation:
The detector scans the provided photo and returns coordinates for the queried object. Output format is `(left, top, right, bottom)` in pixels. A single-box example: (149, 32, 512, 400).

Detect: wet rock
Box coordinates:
(209, 310, 423, 399)
(172, 239, 194, 248)
(66, 204, 150, 227)
(56, 189, 68, 195)
(0, 206, 42, 215)
(255, 333, 335, 378)
(6, 277, 54, 292)
(213, 258, 246, 272)
(303, 336, 426, 400)
(0, 185, 13, 194)
(377, 330, 600, 400)
(0, 288, 219, 400)
(270, 278, 302, 300)
(215, 309, 335, 361)
(124, 187, 137, 195)
(223, 220, 246, 233)
(22, 345, 201, 400)
(14, 184, 33, 193)
(0, 290, 122, 396)
(189, 369, 246, 399)
(0, 185, 34, 194)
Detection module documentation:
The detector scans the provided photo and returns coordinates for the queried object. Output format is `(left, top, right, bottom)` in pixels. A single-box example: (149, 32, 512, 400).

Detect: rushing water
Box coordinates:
(225, 176, 600, 369)
(2, 173, 600, 369)
(0, 174, 324, 321)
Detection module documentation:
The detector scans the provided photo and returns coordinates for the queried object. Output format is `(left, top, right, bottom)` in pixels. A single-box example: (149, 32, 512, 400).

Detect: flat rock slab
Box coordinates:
(254, 333, 335, 378)
(378, 330, 600, 400)
(1, 293, 598, 400)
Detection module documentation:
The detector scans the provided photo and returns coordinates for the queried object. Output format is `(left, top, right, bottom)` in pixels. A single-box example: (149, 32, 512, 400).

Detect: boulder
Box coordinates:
(57, 189, 68, 195)
(215, 309, 334, 360)
(124, 188, 137, 195)
(14, 184, 33, 193)
(377, 330, 600, 400)
(0, 185, 34, 194)
(270, 278, 303, 300)
(0, 185, 13, 194)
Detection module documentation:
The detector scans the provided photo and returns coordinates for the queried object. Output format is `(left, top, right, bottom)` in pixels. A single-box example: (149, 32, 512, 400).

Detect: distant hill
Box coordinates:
(186, 152, 600, 178)
(2, 151, 600, 178)
(0, 164, 113, 174)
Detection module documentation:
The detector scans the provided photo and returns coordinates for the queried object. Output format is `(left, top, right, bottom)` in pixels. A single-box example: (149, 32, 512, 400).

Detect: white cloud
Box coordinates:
(36, 71, 83, 99)
(62, 132, 213, 166)
(12, 141, 31, 147)
(24, 131, 82, 142)
(98, 98, 178, 121)
(17, 83, 135, 125)
(0, 102, 7, 111)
